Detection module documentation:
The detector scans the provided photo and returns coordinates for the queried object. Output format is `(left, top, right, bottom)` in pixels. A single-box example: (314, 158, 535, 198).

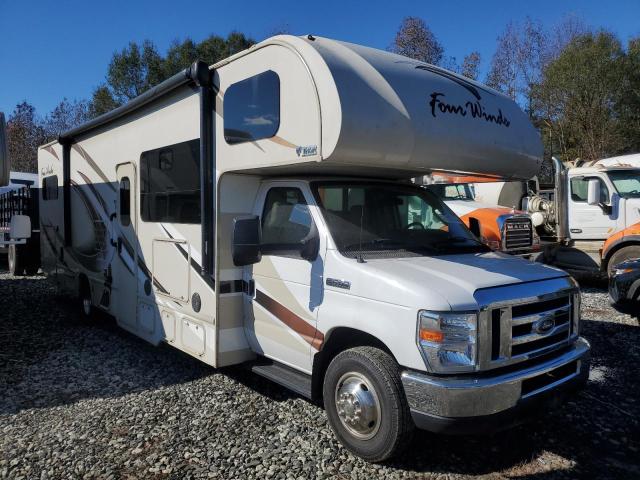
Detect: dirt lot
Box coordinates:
(0, 269, 638, 479)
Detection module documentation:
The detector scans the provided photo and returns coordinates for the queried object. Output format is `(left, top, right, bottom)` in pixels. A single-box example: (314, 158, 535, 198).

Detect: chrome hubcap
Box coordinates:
(334, 372, 381, 439)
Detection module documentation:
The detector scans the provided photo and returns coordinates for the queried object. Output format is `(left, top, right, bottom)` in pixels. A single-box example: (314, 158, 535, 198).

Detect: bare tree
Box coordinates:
(486, 16, 589, 110)
(460, 51, 481, 80)
(42, 98, 91, 141)
(486, 19, 544, 103)
(390, 16, 444, 65)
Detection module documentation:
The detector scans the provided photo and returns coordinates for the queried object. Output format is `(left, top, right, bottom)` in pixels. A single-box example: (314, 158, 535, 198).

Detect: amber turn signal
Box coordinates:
(419, 329, 444, 343)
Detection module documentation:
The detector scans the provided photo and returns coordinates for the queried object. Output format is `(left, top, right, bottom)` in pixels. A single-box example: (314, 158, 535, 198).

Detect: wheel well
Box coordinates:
(603, 241, 640, 271)
(311, 327, 395, 402)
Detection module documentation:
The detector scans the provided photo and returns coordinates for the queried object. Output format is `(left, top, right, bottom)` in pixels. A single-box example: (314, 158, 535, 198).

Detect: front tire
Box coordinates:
(323, 347, 414, 462)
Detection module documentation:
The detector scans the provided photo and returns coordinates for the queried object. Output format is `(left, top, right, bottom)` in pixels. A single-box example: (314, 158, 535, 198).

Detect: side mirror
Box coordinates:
(10, 215, 31, 240)
(232, 215, 262, 266)
(300, 222, 320, 262)
(0, 112, 10, 187)
(587, 178, 601, 206)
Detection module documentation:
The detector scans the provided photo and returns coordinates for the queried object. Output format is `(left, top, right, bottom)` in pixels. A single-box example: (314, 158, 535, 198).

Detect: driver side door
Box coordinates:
(244, 182, 324, 373)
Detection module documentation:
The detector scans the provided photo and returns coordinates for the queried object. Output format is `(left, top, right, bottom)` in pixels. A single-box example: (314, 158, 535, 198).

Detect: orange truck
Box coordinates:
(419, 174, 539, 255)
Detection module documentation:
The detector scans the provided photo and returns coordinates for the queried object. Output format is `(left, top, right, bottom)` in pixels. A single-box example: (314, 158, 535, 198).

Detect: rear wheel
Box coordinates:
(323, 346, 414, 462)
(608, 246, 640, 278)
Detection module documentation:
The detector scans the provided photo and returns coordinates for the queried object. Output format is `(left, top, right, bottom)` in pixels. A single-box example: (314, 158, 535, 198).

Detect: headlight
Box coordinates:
(417, 310, 478, 373)
(572, 292, 581, 336)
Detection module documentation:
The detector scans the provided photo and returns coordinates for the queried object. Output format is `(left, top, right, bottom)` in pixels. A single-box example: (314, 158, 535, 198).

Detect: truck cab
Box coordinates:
(567, 166, 640, 274)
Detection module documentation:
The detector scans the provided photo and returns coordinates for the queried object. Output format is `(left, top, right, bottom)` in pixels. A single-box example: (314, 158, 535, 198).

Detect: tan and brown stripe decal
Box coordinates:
(72, 144, 116, 191)
(43, 145, 60, 161)
(254, 290, 324, 350)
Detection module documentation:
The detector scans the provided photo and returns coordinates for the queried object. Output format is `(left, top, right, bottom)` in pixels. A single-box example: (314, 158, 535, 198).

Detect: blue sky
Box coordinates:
(1, 0, 638, 116)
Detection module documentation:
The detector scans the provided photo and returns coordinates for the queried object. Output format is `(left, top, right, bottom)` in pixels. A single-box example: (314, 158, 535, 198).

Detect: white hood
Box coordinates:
(342, 251, 567, 311)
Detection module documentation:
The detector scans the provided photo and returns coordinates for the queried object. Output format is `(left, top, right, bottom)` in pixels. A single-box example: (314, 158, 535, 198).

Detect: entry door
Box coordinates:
(244, 183, 323, 373)
(568, 175, 617, 239)
(113, 163, 139, 331)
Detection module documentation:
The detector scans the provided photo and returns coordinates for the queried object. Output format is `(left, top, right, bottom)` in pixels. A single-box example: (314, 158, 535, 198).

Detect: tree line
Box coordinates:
(5, 18, 640, 174)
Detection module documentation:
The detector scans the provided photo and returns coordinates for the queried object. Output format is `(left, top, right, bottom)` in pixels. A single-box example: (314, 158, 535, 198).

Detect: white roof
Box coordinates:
(595, 153, 640, 168)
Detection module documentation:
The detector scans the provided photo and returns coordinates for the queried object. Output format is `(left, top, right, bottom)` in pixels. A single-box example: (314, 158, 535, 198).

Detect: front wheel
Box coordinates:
(323, 347, 414, 462)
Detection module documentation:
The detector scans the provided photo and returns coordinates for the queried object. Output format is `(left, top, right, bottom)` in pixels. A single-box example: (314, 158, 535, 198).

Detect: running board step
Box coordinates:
(250, 359, 312, 399)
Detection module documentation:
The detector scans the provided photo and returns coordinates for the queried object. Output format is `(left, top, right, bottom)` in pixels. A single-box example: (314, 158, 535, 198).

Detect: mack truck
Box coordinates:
(417, 172, 539, 255)
(1, 36, 590, 462)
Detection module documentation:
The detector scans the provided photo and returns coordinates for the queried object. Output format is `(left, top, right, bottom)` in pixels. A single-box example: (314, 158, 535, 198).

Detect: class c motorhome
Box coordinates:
(26, 35, 590, 461)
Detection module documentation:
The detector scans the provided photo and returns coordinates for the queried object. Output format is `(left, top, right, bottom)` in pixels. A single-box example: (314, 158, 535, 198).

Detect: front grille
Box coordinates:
(489, 293, 574, 366)
(504, 217, 533, 250)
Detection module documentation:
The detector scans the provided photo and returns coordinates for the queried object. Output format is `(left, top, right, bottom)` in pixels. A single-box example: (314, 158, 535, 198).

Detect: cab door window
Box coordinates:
(570, 177, 609, 203)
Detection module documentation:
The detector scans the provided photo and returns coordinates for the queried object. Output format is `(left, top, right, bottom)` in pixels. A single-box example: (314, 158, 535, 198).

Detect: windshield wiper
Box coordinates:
(430, 236, 486, 249)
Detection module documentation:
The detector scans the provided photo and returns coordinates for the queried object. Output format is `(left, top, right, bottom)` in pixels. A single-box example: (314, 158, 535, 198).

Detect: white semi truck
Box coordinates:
(2, 36, 589, 461)
(472, 155, 640, 277)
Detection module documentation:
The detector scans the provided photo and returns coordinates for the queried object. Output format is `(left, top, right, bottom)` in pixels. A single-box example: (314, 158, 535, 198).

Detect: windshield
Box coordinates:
(608, 170, 640, 199)
(427, 183, 475, 201)
(312, 181, 489, 258)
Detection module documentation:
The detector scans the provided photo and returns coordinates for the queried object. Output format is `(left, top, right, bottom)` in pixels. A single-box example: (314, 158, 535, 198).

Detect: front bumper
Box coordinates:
(401, 337, 590, 434)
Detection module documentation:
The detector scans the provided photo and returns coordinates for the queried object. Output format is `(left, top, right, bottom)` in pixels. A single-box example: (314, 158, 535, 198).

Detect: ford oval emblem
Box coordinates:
(534, 317, 555, 334)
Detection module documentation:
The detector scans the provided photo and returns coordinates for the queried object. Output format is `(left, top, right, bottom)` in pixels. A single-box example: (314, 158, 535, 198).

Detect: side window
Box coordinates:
(261, 187, 312, 249)
(570, 178, 588, 202)
(570, 177, 609, 203)
(119, 177, 131, 226)
(224, 70, 280, 145)
(42, 175, 58, 200)
(140, 139, 200, 223)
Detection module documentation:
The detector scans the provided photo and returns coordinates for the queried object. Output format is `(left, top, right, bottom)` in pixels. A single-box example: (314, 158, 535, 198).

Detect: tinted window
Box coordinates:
(42, 175, 58, 200)
(224, 70, 280, 144)
(119, 177, 131, 226)
(261, 188, 312, 247)
(140, 139, 200, 223)
(570, 177, 609, 203)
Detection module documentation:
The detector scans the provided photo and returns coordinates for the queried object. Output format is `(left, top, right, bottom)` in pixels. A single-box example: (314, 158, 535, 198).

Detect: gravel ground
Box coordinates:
(0, 269, 639, 480)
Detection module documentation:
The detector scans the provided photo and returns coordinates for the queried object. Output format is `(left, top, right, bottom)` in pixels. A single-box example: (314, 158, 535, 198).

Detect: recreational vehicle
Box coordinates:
(6, 36, 591, 461)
